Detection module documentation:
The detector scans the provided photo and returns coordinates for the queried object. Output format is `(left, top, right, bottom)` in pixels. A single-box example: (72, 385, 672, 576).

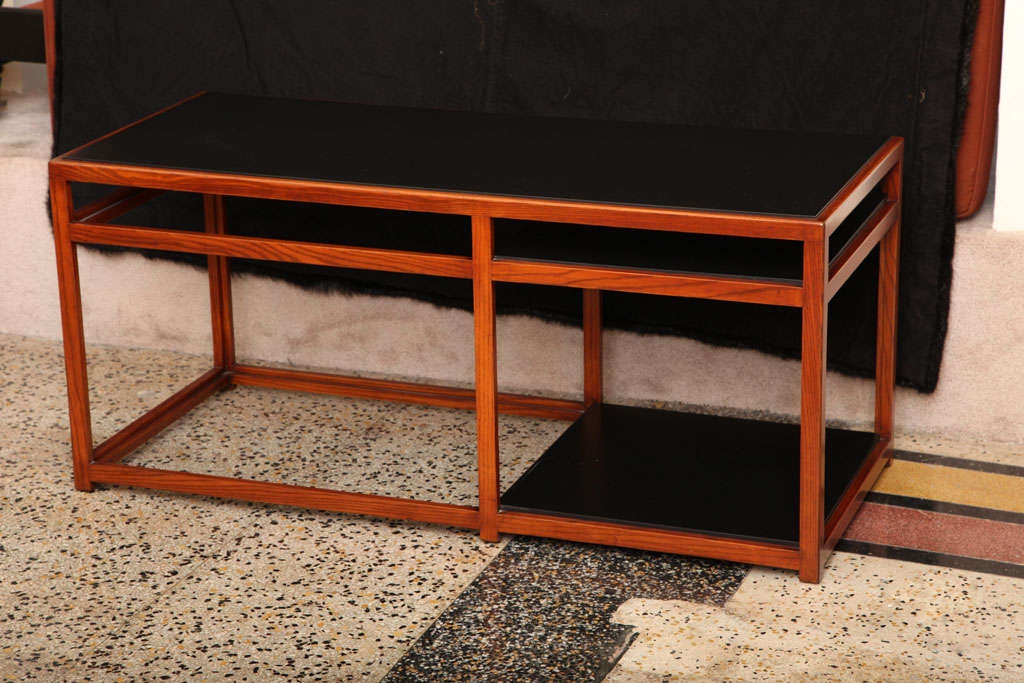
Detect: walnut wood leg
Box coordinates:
(473, 215, 500, 541)
(799, 235, 827, 583)
(51, 177, 94, 491)
(583, 289, 602, 407)
(203, 195, 235, 368)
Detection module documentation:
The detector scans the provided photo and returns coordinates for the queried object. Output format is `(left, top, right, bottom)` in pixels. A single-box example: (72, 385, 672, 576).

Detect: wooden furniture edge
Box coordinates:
(73, 187, 165, 223)
(496, 510, 801, 569)
(799, 230, 828, 583)
(69, 222, 473, 279)
(49, 159, 820, 240)
(204, 194, 236, 368)
(818, 137, 903, 234)
(493, 259, 802, 306)
(93, 368, 230, 465)
(826, 199, 900, 300)
(88, 463, 481, 528)
(230, 364, 585, 421)
(473, 215, 500, 541)
(823, 437, 893, 555)
(68, 220, 808, 307)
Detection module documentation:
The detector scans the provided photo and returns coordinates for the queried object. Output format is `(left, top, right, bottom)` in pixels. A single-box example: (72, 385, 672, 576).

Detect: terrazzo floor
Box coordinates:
(2, 333, 1023, 681)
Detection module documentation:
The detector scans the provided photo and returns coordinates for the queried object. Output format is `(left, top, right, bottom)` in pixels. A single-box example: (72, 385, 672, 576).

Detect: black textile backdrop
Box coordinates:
(54, 1, 975, 392)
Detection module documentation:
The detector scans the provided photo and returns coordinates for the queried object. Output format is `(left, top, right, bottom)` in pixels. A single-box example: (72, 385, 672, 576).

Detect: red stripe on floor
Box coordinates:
(845, 503, 1024, 565)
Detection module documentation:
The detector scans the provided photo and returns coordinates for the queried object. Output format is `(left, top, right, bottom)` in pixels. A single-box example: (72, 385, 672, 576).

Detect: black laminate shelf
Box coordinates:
(500, 403, 878, 546)
(65, 92, 888, 220)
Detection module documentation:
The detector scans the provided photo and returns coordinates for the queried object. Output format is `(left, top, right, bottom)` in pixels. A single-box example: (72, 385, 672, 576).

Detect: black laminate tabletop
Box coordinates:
(63, 92, 889, 218)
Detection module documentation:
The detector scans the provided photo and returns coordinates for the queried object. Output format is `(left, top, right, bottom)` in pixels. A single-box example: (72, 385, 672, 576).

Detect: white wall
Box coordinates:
(994, 0, 1024, 231)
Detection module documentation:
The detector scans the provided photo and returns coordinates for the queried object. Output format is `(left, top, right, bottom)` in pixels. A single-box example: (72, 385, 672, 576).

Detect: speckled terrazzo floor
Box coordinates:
(4, 332, 1023, 681)
(0, 335, 524, 680)
(607, 552, 1024, 681)
(384, 538, 746, 682)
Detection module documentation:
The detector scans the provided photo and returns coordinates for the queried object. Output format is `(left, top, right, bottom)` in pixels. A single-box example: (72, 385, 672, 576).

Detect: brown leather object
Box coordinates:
(957, 0, 1005, 218)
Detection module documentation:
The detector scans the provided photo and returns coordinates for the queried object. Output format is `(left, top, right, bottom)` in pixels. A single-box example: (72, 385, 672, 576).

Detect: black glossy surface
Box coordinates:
(66, 92, 887, 218)
(501, 404, 879, 545)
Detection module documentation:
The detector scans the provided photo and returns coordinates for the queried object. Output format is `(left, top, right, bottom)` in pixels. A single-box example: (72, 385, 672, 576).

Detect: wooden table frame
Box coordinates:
(49, 123, 902, 583)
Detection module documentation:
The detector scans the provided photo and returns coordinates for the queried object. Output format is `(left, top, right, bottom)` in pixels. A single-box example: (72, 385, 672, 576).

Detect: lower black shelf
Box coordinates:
(500, 403, 879, 546)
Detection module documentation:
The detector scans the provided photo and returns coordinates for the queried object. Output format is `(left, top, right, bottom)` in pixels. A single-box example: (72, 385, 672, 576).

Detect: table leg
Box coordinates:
(583, 289, 602, 407)
(51, 177, 94, 491)
(203, 195, 235, 368)
(799, 234, 827, 583)
(473, 215, 500, 541)
(876, 165, 901, 449)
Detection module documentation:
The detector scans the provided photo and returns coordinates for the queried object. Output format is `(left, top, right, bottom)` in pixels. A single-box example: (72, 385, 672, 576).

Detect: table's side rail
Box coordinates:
(818, 137, 903, 234)
(57, 166, 821, 308)
(69, 221, 473, 279)
(492, 260, 803, 307)
(826, 199, 900, 301)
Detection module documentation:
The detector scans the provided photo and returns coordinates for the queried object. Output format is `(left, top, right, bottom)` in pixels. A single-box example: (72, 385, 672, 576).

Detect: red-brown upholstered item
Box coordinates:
(957, 0, 1005, 218)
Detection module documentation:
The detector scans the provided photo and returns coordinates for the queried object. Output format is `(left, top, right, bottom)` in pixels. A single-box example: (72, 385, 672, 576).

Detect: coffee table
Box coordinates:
(49, 92, 902, 582)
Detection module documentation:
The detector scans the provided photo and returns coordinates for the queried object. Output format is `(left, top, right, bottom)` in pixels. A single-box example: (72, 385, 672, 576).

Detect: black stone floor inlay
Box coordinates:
(383, 537, 748, 682)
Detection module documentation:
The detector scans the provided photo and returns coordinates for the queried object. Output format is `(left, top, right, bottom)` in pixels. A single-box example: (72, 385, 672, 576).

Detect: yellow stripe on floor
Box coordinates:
(872, 460, 1024, 514)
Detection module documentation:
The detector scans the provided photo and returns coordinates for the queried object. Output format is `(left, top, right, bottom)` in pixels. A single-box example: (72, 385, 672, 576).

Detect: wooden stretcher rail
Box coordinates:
(93, 363, 584, 469)
(826, 200, 899, 300)
(819, 138, 903, 234)
(72, 187, 165, 224)
(88, 463, 481, 528)
(492, 260, 803, 307)
(496, 510, 802, 569)
(823, 438, 893, 552)
(92, 368, 230, 465)
(230, 364, 585, 421)
(68, 222, 472, 279)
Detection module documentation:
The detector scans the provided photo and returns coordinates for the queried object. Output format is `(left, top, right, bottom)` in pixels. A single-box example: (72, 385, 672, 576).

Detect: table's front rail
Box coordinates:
(50, 158, 821, 240)
(47, 135, 903, 581)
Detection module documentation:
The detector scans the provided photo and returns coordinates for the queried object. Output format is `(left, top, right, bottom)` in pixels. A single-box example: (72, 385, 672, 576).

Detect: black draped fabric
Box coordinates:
(53, 1, 975, 392)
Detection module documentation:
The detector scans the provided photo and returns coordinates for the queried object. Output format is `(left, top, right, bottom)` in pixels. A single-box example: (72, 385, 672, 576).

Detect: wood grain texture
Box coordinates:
(473, 216, 500, 542)
(88, 463, 480, 528)
(204, 195, 235, 368)
(49, 160, 820, 240)
(50, 177, 94, 491)
(876, 160, 903, 441)
(799, 234, 828, 583)
(583, 289, 602, 407)
(229, 364, 584, 421)
(492, 260, 803, 307)
(818, 137, 903, 234)
(68, 222, 472, 279)
(826, 200, 899, 300)
(496, 511, 801, 569)
(92, 369, 230, 465)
